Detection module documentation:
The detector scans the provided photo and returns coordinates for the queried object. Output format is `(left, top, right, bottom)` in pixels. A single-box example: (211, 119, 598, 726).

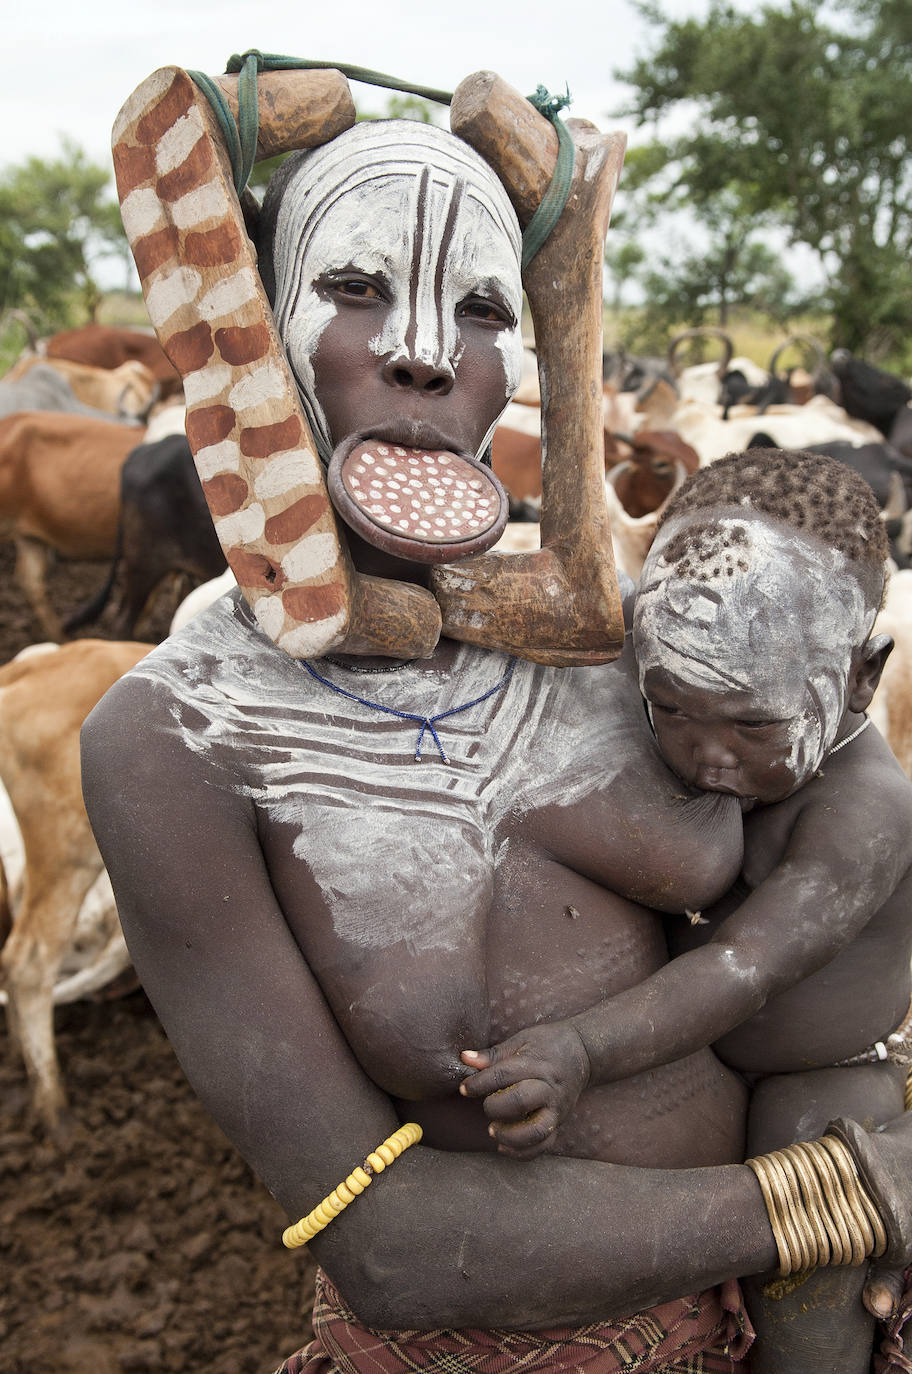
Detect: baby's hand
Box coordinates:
(459, 1021, 590, 1159)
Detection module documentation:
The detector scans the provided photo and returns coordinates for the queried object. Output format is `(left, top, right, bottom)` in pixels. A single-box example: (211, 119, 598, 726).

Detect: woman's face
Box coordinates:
(269, 130, 525, 466)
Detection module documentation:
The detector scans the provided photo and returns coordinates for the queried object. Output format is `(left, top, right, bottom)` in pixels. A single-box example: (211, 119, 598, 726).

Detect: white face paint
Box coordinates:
(634, 513, 878, 787)
(268, 121, 524, 462)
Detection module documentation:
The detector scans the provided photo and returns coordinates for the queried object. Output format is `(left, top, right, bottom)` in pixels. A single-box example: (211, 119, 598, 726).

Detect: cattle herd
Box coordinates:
(1, 317, 912, 1133)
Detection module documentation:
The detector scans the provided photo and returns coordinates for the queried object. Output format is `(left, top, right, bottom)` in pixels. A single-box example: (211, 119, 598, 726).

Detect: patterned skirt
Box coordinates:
(275, 1269, 754, 1374)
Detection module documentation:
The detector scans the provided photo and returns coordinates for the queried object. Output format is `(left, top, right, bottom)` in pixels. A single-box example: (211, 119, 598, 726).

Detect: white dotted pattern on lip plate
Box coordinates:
(341, 443, 500, 542)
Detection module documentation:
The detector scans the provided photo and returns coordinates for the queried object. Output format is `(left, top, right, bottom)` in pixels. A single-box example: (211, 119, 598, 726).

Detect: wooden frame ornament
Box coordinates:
(112, 64, 626, 665)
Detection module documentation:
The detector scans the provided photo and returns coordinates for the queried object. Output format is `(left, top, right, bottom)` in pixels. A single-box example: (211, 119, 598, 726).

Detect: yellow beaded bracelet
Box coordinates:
(282, 1123, 423, 1249)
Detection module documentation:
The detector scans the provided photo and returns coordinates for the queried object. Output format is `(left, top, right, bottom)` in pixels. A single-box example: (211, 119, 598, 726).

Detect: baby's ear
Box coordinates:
(847, 633, 893, 712)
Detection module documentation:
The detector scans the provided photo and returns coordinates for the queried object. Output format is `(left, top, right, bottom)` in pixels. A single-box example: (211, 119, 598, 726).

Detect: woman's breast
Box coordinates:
(264, 781, 495, 1101)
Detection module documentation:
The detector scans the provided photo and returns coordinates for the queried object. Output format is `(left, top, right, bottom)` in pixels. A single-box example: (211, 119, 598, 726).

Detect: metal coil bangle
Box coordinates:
(746, 1132, 888, 1276)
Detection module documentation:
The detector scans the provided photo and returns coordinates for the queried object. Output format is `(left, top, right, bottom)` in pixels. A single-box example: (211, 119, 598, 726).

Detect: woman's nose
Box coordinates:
(381, 352, 455, 395)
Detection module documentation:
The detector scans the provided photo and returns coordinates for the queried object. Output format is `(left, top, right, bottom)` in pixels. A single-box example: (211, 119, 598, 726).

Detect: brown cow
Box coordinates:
(45, 323, 182, 398)
(0, 411, 142, 640)
(0, 639, 152, 1128)
(7, 354, 160, 422)
(871, 568, 912, 780)
(603, 431, 701, 579)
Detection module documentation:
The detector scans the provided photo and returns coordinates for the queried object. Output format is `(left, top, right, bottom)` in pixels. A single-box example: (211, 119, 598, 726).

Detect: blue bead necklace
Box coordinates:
(299, 655, 517, 763)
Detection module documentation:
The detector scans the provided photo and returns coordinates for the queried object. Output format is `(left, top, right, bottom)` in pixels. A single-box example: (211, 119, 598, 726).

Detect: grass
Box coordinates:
(601, 307, 836, 372)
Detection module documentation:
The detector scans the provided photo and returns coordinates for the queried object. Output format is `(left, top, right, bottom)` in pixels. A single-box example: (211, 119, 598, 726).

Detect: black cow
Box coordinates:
(830, 351, 912, 437)
(747, 431, 912, 567)
(66, 435, 226, 638)
(889, 404, 912, 461)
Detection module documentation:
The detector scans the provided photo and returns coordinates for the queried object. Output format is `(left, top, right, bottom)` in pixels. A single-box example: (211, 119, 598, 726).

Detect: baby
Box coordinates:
(460, 447, 912, 1372)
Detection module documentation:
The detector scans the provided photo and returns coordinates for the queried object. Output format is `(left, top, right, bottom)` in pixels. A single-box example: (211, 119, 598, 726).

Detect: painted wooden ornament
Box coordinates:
(112, 63, 626, 665)
(433, 73, 628, 666)
(112, 65, 440, 662)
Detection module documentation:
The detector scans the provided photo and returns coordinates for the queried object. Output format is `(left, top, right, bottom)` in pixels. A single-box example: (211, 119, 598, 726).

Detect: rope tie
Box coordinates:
(187, 53, 575, 265)
(522, 85, 576, 270)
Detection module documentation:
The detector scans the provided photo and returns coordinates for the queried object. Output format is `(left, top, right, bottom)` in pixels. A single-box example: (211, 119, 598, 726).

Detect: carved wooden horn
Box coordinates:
(431, 72, 627, 666)
(112, 66, 441, 661)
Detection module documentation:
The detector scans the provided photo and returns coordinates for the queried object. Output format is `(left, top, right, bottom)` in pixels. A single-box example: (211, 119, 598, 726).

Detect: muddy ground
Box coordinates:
(0, 549, 317, 1374)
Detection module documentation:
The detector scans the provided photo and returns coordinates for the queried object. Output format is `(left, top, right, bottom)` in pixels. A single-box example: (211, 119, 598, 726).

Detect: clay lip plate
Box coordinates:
(327, 436, 510, 565)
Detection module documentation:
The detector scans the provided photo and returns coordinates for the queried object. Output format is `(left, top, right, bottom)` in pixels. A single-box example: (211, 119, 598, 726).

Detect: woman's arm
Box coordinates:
(81, 674, 912, 1331)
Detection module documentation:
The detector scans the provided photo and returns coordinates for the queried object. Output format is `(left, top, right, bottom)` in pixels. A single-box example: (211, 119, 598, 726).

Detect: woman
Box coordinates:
(83, 114, 912, 1372)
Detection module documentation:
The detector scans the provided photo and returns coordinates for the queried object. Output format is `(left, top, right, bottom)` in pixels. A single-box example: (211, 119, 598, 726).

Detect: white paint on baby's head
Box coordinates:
(634, 513, 878, 776)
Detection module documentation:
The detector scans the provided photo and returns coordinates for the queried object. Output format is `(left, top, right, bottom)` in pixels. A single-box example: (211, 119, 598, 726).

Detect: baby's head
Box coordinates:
(633, 449, 891, 804)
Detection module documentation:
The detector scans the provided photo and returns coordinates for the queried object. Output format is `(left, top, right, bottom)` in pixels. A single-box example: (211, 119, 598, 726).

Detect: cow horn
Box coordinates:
(768, 334, 827, 379)
(666, 327, 734, 377)
(883, 471, 908, 523)
(2, 308, 40, 353)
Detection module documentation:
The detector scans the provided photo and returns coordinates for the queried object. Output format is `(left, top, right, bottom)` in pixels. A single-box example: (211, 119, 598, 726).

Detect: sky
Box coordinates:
(4, 0, 675, 173)
(11, 0, 798, 304)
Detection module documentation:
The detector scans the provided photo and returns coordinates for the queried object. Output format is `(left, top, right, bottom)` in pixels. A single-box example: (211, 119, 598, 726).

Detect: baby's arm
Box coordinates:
(461, 777, 912, 1156)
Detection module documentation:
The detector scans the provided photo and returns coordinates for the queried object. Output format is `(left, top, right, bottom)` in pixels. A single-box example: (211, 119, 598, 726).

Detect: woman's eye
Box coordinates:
(338, 280, 382, 299)
(322, 274, 386, 302)
(458, 297, 512, 325)
(652, 703, 684, 718)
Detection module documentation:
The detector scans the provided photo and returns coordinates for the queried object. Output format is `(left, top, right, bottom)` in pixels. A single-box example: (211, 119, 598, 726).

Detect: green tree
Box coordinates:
(614, 0, 912, 359)
(0, 140, 129, 332)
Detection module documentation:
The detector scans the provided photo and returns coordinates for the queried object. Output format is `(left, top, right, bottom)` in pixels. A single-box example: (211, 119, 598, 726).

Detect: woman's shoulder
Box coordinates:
(81, 589, 284, 760)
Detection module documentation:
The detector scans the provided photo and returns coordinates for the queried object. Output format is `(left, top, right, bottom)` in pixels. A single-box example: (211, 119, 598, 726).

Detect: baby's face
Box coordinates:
(640, 653, 822, 804)
(634, 508, 878, 802)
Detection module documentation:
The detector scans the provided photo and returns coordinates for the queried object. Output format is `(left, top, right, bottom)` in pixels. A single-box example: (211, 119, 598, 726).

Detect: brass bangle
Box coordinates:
(282, 1123, 422, 1250)
(746, 1132, 888, 1277)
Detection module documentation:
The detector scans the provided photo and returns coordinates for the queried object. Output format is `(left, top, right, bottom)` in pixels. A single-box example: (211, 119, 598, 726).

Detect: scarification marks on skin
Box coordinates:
(113, 69, 347, 656)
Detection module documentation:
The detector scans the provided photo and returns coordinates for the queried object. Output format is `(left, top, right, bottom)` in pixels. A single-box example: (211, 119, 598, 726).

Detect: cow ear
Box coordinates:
(848, 633, 893, 712)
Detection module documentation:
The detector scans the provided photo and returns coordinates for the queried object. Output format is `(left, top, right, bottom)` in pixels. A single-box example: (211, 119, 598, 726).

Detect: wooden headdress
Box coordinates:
(112, 62, 626, 665)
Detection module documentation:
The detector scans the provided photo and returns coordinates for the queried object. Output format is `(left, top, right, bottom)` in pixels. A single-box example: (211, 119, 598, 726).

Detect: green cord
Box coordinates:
(186, 52, 575, 267)
(522, 85, 575, 271)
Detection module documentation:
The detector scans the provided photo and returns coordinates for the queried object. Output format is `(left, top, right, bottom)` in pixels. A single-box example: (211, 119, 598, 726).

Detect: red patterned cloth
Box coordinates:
(873, 1268, 912, 1373)
(275, 1269, 754, 1374)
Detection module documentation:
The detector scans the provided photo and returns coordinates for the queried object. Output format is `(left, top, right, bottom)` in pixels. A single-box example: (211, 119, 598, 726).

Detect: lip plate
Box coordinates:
(327, 437, 510, 566)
